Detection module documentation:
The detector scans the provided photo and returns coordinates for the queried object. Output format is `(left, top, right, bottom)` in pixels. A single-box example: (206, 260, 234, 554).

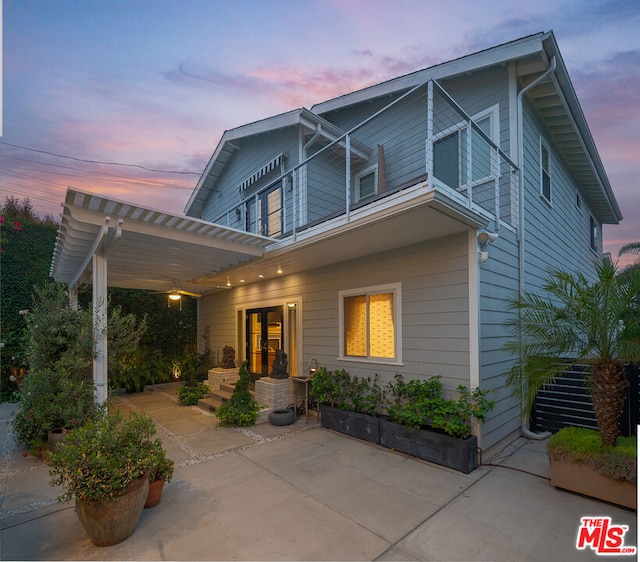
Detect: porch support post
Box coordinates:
(426, 80, 434, 182)
(345, 134, 351, 221)
(93, 248, 108, 404)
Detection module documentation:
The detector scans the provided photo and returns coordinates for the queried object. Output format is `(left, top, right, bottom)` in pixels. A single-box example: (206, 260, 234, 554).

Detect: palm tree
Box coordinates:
(619, 242, 640, 258)
(505, 261, 640, 446)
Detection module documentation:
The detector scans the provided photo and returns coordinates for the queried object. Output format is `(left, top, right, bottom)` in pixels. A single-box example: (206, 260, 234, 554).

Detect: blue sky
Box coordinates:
(2, 0, 639, 264)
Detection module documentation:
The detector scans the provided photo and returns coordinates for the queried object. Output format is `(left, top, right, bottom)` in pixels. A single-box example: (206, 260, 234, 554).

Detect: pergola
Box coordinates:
(50, 188, 274, 403)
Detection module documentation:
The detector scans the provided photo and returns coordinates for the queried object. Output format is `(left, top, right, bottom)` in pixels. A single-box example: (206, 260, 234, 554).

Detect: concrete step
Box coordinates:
(196, 396, 224, 412)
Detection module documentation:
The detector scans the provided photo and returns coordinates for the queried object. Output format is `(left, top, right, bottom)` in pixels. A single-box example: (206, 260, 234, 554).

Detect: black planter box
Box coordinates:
(379, 418, 478, 473)
(320, 404, 381, 444)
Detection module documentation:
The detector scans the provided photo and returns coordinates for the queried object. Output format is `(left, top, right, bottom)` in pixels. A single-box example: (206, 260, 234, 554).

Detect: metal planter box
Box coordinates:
(379, 418, 478, 473)
(319, 404, 381, 444)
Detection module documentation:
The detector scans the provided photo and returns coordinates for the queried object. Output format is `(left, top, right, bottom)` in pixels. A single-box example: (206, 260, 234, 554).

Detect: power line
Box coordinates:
(0, 141, 203, 176)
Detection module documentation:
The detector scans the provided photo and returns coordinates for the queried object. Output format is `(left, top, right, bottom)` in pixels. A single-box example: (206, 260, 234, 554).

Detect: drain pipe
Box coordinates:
(516, 56, 556, 440)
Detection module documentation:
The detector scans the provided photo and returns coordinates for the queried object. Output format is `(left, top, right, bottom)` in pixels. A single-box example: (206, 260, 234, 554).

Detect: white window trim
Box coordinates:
(540, 138, 552, 205)
(355, 165, 378, 201)
(338, 282, 402, 365)
(432, 103, 500, 189)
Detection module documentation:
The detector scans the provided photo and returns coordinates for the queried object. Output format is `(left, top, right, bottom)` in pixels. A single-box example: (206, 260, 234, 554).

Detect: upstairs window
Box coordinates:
(433, 105, 498, 191)
(339, 283, 401, 363)
(355, 167, 377, 201)
(590, 215, 598, 251)
(541, 142, 551, 203)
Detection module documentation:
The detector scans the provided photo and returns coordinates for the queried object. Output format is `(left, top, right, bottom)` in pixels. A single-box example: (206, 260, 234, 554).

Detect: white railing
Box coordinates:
(242, 79, 519, 240)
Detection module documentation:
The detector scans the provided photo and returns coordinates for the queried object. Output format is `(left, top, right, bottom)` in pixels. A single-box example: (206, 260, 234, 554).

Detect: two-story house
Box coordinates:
(51, 31, 621, 449)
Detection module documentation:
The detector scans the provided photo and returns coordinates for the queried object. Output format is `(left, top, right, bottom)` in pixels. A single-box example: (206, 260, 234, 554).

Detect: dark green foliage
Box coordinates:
(310, 368, 382, 415)
(215, 361, 260, 427)
(176, 382, 210, 405)
(148, 439, 174, 483)
(385, 374, 494, 438)
(548, 426, 636, 484)
(1, 197, 59, 391)
(11, 369, 96, 449)
(0, 196, 199, 399)
(48, 408, 160, 502)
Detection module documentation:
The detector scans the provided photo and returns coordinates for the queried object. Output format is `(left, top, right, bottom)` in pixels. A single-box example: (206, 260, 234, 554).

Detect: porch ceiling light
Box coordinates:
(168, 293, 182, 301)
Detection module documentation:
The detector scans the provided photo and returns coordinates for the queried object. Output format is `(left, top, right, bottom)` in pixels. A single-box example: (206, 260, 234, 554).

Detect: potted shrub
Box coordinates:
(381, 374, 494, 473)
(145, 440, 175, 508)
(48, 408, 158, 547)
(505, 263, 640, 504)
(546, 426, 636, 509)
(310, 368, 383, 443)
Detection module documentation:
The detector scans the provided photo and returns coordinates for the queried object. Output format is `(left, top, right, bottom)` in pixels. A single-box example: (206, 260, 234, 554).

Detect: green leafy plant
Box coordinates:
(148, 440, 174, 483)
(309, 368, 382, 415)
(215, 361, 260, 427)
(547, 426, 636, 484)
(385, 374, 494, 438)
(48, 408, 159, 502)
(505, 262, 640, 446)
(12, 369, 97, 449)
(176, 381, 210, 405)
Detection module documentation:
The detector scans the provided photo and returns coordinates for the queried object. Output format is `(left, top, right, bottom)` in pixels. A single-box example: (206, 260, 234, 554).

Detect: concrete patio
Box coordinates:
(0, 383, 636, 561)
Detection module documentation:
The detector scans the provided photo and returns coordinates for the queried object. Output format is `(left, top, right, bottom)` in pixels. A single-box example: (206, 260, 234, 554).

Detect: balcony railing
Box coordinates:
(238, 79, 519, 240)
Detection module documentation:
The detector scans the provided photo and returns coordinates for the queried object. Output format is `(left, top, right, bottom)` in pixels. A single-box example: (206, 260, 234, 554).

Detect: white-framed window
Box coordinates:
(355, 166, 377, 201)
(590, 215, 598, 251)
(433, 104, 499, 190)
(540, 140, 551, 203)
(338, 283, 402, 364)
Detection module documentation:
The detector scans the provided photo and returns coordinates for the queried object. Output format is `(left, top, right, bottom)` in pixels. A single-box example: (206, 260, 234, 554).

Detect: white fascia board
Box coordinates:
(312, 33, 547, 115)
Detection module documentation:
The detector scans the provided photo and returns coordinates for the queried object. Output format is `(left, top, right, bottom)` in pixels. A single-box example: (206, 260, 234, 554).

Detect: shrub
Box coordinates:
(385, 374, 494, 438)
(48, 409, 158, 502)
(310, 368, 382, 415)
(177, 382, 210, 405)
(215, 362, 260, 427)
(148, 440, 175, 483)
(547, 426, 636, 484)
(12, 369, 96, 449)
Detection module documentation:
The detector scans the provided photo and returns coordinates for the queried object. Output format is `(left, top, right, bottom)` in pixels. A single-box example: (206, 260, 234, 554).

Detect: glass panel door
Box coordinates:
(246, 306, 284, 378)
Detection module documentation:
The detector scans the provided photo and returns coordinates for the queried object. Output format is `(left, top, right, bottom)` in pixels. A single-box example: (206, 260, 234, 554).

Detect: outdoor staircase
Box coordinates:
(196, 382, 256, 413)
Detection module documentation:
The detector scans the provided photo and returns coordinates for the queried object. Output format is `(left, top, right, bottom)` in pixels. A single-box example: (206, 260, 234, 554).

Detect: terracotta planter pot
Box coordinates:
(145, 479, 165, 508)
(550, 458, 636, 509)
(47, 428, 70, 454)
(75, 473, 149, 547)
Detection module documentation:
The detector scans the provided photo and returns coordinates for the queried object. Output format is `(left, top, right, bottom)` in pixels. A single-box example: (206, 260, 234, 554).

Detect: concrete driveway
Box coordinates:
(1, 383, 636, 561)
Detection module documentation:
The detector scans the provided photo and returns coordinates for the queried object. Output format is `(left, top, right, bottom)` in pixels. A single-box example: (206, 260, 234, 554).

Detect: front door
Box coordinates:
(246, 306, 284, 378)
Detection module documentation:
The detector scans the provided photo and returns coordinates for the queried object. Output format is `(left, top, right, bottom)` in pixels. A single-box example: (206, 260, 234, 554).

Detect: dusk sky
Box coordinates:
(2, 0, 639, 266)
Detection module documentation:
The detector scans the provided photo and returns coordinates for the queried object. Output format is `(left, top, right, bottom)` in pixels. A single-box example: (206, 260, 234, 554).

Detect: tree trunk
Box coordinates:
(590, 360, 628, 447)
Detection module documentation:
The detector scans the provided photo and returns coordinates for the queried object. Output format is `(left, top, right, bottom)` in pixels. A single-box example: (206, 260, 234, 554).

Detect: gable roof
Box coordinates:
(185, 108, 370, 217)
(186, 31, 620, 225)
(311, 31, 620, 224)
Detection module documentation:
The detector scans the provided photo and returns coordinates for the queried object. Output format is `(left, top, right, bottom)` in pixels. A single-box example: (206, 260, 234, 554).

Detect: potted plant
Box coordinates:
(546, 426, 635, 509)
(505, 262, 640, 505)
(381, 374, 494, 473)
(48, 407, 158, 547)
(310, 368, 383, 443)
(145, 440, 175, 508)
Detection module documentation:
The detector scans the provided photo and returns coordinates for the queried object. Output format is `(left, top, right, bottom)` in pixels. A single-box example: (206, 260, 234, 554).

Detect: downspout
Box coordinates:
(516, 55, 556, 440)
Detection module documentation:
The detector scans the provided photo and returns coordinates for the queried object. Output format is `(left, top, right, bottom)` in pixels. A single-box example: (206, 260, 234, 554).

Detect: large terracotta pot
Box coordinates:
(144, 479, 165, 508)
(75, 473, 149, 547)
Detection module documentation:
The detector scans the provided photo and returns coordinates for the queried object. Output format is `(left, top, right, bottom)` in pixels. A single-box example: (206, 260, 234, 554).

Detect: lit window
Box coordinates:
(339, 283, 401, 363)
(590, 215, 598, 251)
(541, 142, 551, 203)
